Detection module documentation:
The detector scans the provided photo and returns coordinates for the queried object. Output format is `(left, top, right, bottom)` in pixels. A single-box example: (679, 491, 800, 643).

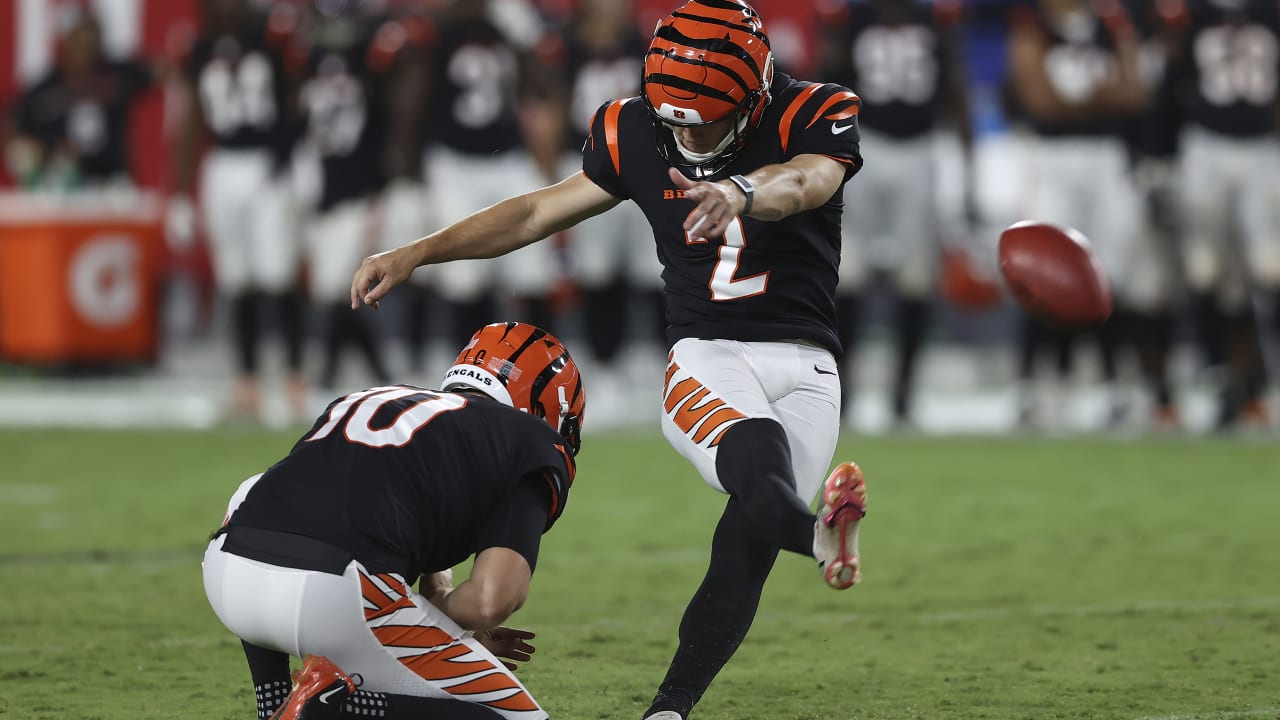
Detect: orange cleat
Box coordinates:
(1240, 400, 1271, 430)
(270, 655, 357, 720)
(814, 461, 868, 590)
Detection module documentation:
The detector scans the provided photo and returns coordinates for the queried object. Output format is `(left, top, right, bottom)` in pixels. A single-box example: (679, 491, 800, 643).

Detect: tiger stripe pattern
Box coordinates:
(662, 352, 748, 447)
(359, 570, 543, 717)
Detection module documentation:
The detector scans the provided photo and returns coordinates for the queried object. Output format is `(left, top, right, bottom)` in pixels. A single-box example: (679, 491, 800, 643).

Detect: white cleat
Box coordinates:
(813, 461, 867, 590)
(644, 713, 684, 720)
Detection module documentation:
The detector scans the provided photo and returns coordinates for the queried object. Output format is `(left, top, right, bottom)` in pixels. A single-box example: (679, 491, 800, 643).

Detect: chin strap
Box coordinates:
(672, 113, 749, 166)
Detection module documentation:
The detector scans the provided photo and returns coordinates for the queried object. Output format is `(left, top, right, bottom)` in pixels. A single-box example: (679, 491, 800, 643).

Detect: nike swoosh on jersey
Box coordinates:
(831, 123, 854, 135)
(319, 687, 345, 705)
(814, 365, 838, 376)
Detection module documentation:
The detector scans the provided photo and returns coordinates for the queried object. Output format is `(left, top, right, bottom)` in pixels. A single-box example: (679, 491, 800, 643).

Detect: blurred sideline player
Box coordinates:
(1006, 0, 1151, 428)
(1163, 0, 1279, 430)
(203, 322, 584, 720)
(296, 1, 424, 391)
(817, 0, 976, 426)
(404, 0, 564, 373)
(350, 3, 871, 718)
(1120, 0, 1189, 430)
(9, 5, 152, 190)
(546, 0, 665, 423)
(174, 0, 307, 420)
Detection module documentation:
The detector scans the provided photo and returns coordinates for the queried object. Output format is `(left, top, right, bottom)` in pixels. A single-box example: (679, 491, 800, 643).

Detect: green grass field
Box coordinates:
(1, 428, 1278, 720)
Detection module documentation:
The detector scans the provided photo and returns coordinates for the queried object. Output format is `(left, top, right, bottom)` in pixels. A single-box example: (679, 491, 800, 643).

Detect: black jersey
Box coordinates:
(1170, 0, 1280, 137)
(581, 75, 862, 358)
(822, 2, 951, 138)
(426, 16, 525, 155)
(188, 22, 292, 151)
(301, 17, 407, 211)
(559, 30, 647, 151)
(225, 386, 575, 581)
(15, 60, 150, 182)
(1026, 11, 1134, 137)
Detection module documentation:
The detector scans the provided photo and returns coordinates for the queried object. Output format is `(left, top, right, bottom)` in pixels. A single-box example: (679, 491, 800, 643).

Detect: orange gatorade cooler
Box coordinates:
(0, 192, 164, 364)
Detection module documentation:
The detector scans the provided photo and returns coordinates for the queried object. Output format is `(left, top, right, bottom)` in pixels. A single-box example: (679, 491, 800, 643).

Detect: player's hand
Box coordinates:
(669, 166, 747, 241)
(350, 246, 417, 310)
(474, 627, 537, 670)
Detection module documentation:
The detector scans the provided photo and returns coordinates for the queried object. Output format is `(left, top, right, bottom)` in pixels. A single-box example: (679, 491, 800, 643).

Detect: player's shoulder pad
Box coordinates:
(537, 432, 576, 525)
(586, 97, 643, 176)
(776, 82, 861, 155)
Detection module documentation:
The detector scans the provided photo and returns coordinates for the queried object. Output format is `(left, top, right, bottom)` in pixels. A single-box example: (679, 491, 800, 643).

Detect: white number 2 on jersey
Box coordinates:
(688, 217, 770, 301)
(307, 387, 467, 448)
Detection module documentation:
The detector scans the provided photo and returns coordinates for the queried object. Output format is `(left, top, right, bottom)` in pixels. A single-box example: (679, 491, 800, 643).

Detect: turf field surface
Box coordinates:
(1, 429, 1277, 720)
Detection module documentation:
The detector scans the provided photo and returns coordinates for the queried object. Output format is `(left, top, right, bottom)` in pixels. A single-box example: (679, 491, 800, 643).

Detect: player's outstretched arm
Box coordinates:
(351, 172, 619, 308)
(669, 153, 847, 239)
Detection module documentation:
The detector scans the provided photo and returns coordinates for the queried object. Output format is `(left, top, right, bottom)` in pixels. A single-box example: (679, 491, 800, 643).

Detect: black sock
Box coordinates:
(232, 291, 263, 375)
(1053, 326, 1076, 378)
(1136, 310, 1174, 408)
(646, 498, 779, 719)
(406, 287, 431, 374)
(451, 296, 497, 349)
(347, 305, 391, 385)
(714, 418, 815, 555)
(1096, 310, 1125, 383)
(892, 296, 929, 421)
(275, 290, 307, 374)
(514, 295, 555, 336)
(1016, 314, 1043, 382)
(319, 304, 347, 389)
(584, 281, 629, 364)
(242, 642, 290, 720)
(1191, 291, 1227, 368)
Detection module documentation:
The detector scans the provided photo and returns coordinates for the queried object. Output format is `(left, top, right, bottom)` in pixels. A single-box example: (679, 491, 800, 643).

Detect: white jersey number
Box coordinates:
(302, 55, 368, 157)
(199, 51, 277, 135)
(449, 44, 517, 129)
(307, 387, 467, 448)
(1195, 25, 1279, 106)
(688, 218, 770, 301)
(571, 59, 640, 136)
(1043, 44, 1114, 103)
(853, 26, 938, 105)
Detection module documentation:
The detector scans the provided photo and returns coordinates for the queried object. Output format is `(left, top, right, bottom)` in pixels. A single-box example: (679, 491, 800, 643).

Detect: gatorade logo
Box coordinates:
(68, 235, 141, 328)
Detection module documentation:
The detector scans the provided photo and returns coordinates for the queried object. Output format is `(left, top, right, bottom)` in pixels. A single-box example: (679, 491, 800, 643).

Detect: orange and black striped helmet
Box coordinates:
(642, 0, 774, 177)
(443, 322, 586, 456)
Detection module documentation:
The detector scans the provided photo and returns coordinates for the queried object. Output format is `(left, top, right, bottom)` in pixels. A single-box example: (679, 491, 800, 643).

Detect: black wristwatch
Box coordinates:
(726, 174, 754, 215)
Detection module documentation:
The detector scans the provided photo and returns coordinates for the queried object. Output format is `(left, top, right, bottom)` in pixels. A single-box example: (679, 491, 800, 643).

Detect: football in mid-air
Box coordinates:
(997, 221, 1113, 329)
